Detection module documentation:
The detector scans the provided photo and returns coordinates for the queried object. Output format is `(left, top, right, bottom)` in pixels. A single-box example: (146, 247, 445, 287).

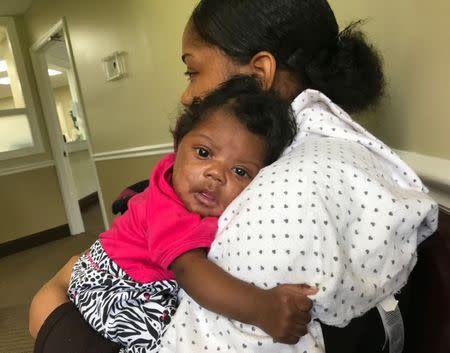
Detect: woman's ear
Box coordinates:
(248, 51, 277, 90)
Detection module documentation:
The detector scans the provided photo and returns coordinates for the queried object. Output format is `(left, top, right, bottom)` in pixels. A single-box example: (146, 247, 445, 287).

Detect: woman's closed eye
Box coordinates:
(184, 70, 197, 80)
(195, 147, 210, 159)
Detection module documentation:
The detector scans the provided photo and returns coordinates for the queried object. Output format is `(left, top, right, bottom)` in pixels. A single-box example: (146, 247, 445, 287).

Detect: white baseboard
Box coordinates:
(395, 149, 450, 211)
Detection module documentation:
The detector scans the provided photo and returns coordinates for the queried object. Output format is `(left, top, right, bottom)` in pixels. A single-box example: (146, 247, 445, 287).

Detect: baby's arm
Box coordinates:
(170, 249, 317, 344)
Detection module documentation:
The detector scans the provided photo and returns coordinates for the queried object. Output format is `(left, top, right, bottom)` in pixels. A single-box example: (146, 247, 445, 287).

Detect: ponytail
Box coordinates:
(300, 21, 385, 113)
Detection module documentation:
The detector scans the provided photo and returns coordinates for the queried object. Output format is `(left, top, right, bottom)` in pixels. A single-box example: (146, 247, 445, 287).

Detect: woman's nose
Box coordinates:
(180, 87, 192, 106)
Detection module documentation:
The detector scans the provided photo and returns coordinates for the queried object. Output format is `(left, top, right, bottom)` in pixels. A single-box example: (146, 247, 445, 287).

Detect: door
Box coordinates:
(30, 19, 108, 234)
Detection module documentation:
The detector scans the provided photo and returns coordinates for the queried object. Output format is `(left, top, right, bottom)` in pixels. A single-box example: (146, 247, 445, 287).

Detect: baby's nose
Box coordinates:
(204, 165, 226, 184)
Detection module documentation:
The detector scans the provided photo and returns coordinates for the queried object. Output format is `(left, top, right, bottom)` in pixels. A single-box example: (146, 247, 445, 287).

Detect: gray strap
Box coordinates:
(376, 296, 404, 353)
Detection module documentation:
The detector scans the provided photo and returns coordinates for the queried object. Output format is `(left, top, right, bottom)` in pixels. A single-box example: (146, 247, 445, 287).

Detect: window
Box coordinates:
(0, 17, 43, 160)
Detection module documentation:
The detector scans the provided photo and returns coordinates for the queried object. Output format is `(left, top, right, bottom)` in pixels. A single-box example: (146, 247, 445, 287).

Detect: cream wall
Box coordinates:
(25, 0, 449, 161)
(25, 0, 196, 153)
(329, 0, 450, 160)
(0, 167, 66, 243)
(23, 0, 197, 223)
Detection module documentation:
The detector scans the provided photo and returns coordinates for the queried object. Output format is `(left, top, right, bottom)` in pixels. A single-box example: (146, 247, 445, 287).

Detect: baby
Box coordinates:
(67, 76, 298, 352)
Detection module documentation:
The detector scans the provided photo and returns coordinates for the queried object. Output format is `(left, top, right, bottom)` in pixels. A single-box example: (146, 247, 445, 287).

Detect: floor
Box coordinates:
(0, 203, 103, 353)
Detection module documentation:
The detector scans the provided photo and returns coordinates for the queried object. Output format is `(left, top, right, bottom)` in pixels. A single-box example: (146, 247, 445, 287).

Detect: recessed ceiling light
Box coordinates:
(48, 69, 62, 76)
(0, 60, 7, 72)
(0, 77, 11, 85)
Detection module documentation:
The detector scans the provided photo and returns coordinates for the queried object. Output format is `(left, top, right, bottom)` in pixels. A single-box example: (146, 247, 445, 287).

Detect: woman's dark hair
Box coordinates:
(191, 0, 385, 113)
(172, 75, 297, 165)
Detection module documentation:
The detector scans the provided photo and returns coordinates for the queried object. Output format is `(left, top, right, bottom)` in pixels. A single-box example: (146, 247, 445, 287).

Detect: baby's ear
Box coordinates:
(248, 51, 277, 91)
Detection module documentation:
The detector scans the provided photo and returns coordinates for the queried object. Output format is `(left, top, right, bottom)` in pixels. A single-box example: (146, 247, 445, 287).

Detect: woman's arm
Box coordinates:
(170, 249, 317, 344)
(29, 254, 80, 338)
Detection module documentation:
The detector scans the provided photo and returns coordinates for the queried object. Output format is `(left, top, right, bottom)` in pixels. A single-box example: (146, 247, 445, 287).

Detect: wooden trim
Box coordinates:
(78, 191, 98, 211)
(0, 224, 70, 258)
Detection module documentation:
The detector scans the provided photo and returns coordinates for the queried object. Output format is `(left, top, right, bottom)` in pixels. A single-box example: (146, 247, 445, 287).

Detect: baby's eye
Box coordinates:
(233, 167, 249, 178)
(195, 147, 210, 158)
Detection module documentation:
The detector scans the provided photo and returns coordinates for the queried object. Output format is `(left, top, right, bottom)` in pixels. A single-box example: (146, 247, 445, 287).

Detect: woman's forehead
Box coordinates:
(182, 21, 202, 48)
(181, 20, 217, 56)
(182, 37, 225, 68)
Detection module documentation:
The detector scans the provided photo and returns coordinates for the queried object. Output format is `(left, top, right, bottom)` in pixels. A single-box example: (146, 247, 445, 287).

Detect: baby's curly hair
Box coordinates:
(172, 76, 297, 165)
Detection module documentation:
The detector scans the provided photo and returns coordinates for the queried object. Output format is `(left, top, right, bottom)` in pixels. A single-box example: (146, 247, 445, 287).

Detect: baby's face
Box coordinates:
(172, 111, 266, 217)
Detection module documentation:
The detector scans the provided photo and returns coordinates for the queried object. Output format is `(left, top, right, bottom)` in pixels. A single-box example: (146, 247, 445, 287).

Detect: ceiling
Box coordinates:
(0, 0, 33, 15)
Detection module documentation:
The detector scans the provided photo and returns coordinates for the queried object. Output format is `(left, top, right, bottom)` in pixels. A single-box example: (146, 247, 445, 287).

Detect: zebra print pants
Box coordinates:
(68, 240, 179, 353)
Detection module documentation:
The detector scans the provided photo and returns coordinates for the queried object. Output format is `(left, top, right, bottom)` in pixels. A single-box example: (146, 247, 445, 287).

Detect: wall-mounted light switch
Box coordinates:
(102, 51, 126, 81)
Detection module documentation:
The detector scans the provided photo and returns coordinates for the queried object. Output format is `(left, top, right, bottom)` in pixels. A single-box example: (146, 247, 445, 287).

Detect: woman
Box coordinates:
(30, 1, 438, 352)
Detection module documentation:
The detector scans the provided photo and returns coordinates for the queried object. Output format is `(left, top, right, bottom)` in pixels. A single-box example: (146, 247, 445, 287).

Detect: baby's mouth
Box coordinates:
(194, 191, 218, 208)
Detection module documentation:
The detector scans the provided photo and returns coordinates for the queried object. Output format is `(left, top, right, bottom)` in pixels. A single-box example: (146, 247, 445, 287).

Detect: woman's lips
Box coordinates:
(194, 191, 217, 208)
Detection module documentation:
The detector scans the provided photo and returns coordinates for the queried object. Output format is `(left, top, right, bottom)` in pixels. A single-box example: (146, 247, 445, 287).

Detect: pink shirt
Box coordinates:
(100, 153, 218, 283)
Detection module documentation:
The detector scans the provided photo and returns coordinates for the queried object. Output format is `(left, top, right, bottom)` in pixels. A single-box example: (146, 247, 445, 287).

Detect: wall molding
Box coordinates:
(395, 149, 450, 212)
(0, 143, 173, 177)
(2, 146, 448, 211)
(0, 160, 54, 177)
(92, 143, 173, 162)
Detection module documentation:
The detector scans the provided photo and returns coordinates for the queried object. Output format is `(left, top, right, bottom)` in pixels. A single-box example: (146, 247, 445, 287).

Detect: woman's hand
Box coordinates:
(28, 254, 80, 338)
(255, 284, 318, 344)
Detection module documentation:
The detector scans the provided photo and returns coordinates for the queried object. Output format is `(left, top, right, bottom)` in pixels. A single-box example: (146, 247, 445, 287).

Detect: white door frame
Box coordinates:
(30, 18, 108, 234)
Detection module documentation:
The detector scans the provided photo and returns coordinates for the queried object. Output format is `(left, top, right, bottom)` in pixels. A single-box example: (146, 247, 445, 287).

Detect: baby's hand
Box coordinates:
(255, 284, 318, 344)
